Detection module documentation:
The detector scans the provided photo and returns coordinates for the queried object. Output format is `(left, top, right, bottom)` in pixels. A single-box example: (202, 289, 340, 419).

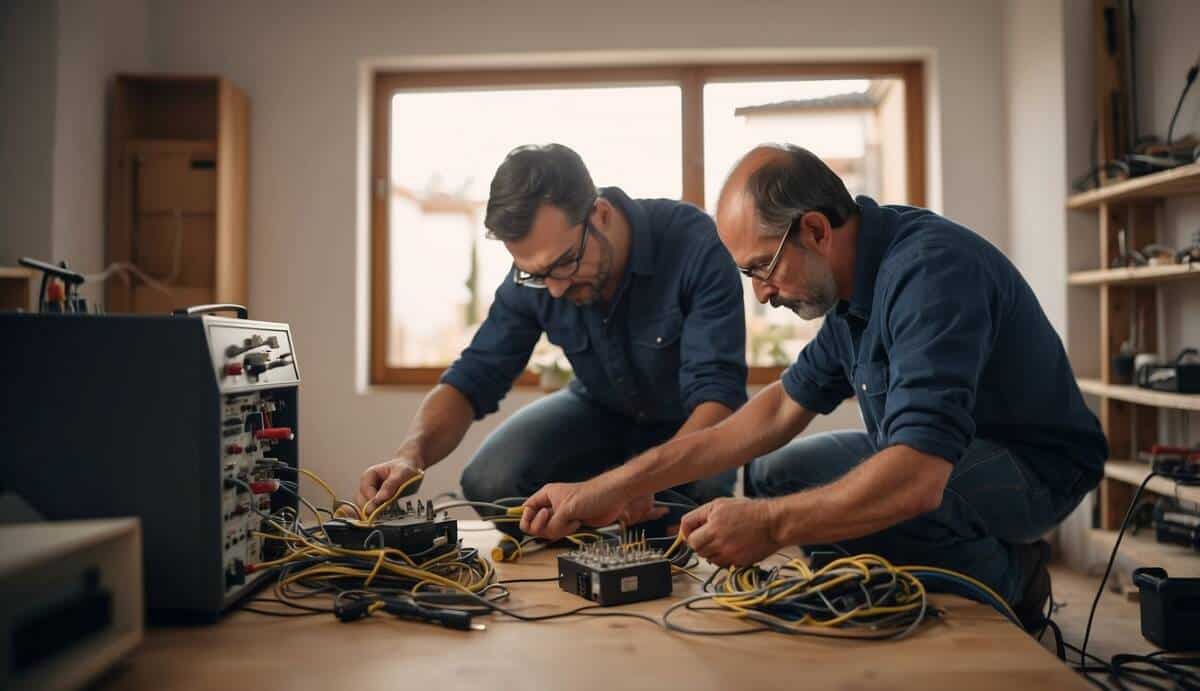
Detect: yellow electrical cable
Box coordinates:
(246, 464, 499, 616)
(662, 531, 686, 559)
(297, 467, 349, 514)
(897, 564, 1019, 623)
(700, 553, 930, 636)
(365, 469, 426, 524)
(491, 533, 525, 562)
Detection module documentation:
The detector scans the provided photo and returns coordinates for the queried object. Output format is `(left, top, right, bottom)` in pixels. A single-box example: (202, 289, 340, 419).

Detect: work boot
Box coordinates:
(1011, 539, 1052, 633)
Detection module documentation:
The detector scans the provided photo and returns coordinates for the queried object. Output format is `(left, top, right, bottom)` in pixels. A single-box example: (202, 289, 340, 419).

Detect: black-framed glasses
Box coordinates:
(738, 216, 797, 283)
(512, 204, 594, 289)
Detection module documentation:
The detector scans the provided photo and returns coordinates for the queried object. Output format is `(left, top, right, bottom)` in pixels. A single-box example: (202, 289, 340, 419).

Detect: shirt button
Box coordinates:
(861, 384, 867, 391)
(655, 336, 662, 344)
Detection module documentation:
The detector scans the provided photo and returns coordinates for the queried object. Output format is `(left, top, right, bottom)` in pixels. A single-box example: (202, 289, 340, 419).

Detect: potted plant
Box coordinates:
(530, 338, 574, 392)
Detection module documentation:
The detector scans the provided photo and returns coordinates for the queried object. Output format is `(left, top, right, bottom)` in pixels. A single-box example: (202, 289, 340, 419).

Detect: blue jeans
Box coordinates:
(745, 430, 1091, 603)
(460, 389, 737, 533)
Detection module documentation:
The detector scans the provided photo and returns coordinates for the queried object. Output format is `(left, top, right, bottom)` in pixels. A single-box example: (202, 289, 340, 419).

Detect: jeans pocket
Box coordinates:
(946, 444, 1053, 543)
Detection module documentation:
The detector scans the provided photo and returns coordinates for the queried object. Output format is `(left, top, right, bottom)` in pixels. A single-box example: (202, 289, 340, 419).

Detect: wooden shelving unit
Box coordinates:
(1067, 164, 1200, 570)
(1103, 460, 1200, 504)
(0, 267, 35, 311)
(1077, 378, 1200, 411)
(1067, 162, 1200, 210)
(106, 75, 249, 314)
(1090, 529, 1200, 578)
(1067, 263, 1199, 287)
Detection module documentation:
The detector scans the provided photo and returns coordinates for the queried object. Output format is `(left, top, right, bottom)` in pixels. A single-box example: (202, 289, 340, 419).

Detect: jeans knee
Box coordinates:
(459, 453, 517, 504)
(744, 458, 773, 498)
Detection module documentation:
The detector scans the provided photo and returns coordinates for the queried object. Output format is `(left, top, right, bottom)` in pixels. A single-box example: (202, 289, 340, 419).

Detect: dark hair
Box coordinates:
(745, 144, 859, 237)
(484, 144, 596, 241)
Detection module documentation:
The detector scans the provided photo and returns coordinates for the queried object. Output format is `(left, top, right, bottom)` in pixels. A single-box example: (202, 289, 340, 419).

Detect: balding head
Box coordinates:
(717, 143, 858, 245)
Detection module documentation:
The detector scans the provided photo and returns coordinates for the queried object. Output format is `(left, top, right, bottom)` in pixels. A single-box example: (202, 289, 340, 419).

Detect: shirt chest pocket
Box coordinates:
(631, 309, 683, 382)
(546, 326, 590, 354)
(852, 360, 890, 437)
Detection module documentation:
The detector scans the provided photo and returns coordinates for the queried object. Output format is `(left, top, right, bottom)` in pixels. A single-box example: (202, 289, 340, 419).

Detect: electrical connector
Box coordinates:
(334, 596, 483, 631)
(254, 427, 294, 441)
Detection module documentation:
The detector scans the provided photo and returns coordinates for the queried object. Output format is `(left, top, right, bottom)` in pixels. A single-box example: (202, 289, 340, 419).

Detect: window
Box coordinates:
(371, 63, 924, 386)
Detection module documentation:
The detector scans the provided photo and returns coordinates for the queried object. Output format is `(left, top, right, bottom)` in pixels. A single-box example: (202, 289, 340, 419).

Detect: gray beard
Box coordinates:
(771, 294, 834, 320)
(769, 254, 838, 320)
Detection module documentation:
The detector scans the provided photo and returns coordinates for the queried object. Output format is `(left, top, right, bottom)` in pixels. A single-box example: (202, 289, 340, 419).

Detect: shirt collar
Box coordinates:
(838, 195, 891, 321)
(600, 186, 656, 276)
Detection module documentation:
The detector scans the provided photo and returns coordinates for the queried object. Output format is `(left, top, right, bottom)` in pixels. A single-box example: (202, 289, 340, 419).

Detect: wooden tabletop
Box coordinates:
(100, 523, 1087, 690)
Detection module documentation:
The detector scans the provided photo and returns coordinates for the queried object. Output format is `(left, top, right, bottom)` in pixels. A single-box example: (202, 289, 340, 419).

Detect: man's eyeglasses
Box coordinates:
(512, 205, 593, 289)
(737, 216, 798, 283)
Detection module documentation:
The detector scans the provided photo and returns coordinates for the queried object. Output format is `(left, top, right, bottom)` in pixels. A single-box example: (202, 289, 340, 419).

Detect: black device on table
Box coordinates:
(1, 305, 300, 622)
(557, 539, 673, 606)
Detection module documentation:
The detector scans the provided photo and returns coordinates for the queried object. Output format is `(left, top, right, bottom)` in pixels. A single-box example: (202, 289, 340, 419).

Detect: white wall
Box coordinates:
(0, 0, 58, 265)
(51, 0, 150, 304)
(0, 0, 148, 290)
(1004, 0, 1069, 336)
(144, 0, 1006, 499)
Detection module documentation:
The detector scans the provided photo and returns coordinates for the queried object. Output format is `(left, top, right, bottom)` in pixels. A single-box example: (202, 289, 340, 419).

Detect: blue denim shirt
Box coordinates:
(442, 187, 748, 424)
(782, 196, 1107, 490)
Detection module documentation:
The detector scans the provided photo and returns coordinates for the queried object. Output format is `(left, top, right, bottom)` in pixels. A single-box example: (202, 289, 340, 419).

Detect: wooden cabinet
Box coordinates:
(106, 75, 248, 313)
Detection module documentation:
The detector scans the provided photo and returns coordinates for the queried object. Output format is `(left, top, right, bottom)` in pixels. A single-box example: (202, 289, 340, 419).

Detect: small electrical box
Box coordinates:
(1133, 567, 1200, 651)
(322, 501, 457, 558)
(557, 542, 672, 606)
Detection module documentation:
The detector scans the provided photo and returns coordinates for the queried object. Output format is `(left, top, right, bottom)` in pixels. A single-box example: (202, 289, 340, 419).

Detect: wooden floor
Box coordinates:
(1039, 564, 1153, 663)
(95, 525, 1090, 690)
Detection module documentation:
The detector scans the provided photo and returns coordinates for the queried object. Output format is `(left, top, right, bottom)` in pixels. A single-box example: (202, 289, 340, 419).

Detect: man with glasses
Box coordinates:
(352, 143, 748, 533)
(520, 144, 1106, 633)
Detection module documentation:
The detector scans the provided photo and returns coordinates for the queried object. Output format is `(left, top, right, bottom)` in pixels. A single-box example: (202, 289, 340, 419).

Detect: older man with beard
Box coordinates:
(519, 143, 1107, 633)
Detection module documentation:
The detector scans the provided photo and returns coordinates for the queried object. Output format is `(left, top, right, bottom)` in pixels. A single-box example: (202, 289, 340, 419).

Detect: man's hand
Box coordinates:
(618, 494, 670, 528)
(350, 457, 424, 517)
(681, 497, 783, 568)
(520, 481, 632, 541)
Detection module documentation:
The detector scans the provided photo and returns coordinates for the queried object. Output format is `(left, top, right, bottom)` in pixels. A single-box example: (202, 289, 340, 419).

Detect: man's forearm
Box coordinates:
(606, 382, 814, 498)
(670, 401, 733, 440)
(767, 444, 952, 546)
(394, 384, 475, 470)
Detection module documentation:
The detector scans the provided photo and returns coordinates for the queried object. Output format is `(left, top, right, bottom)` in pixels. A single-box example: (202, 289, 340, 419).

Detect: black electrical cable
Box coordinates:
(1062, 470, 1200, 690)
(406, 587, 662, 627)
(241, 607, 324, 618)
(1166, 61, 1199, 146)
(1080, 472, 1156, 664)
(497, 576, 561, 584)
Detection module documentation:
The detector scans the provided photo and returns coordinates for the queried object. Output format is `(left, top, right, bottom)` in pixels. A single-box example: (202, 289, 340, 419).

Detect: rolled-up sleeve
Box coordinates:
(879, 246, 998, 463)
(440, 279, 542, 419)
(781, 319, 852, 414)
(678, 239, 748, 413)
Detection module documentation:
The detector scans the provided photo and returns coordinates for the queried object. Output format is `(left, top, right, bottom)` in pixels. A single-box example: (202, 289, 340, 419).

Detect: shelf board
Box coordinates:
(1068, 263, 1200, 286)
(0, 267, 34, 280)
(1089, 529, 1198, 579)
(1077, 378, 1200, 411)
(1104, 460, 1200, 503)
(1067, 162, 1200, 209)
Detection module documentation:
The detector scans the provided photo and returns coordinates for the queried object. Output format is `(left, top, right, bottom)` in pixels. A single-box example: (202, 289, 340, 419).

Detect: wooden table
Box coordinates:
(100, 524, 1087, 690)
